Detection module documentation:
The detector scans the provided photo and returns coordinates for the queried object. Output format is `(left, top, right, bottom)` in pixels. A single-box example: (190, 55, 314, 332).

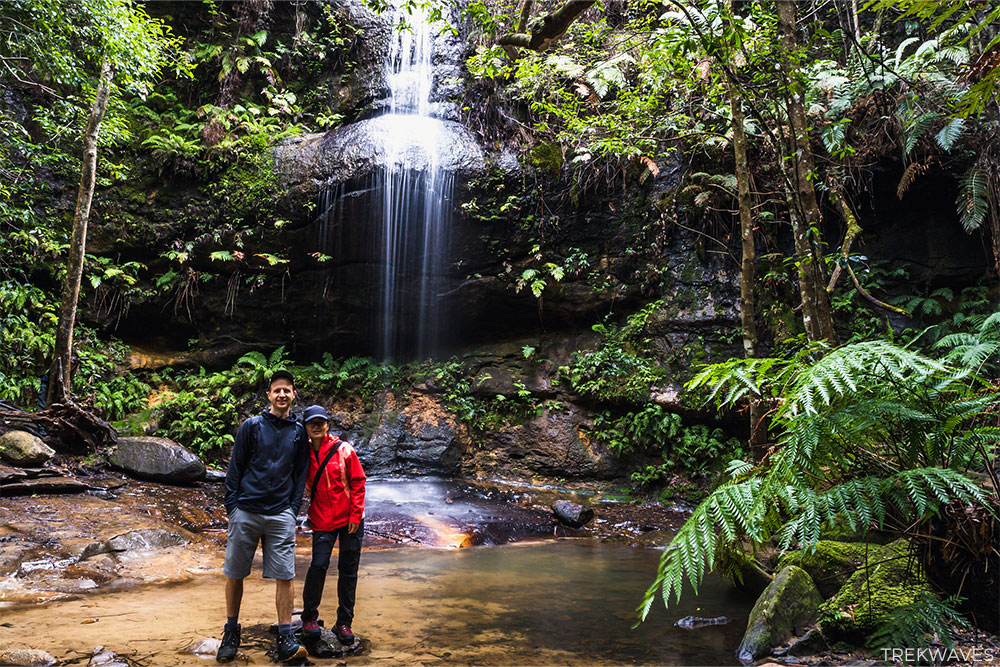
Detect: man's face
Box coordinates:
(306, 418, 329, 440)
(267, 378, 295, 412)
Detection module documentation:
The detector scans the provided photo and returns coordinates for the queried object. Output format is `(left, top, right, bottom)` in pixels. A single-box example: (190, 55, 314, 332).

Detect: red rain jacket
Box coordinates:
(305, 435, 366, 531)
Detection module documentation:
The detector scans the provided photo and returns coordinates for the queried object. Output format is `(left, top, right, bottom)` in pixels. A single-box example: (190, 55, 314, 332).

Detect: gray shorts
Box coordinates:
(223, 507, 296, 580)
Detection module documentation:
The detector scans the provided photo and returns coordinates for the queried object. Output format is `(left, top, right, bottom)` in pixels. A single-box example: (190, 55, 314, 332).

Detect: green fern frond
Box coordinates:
(902, 111, 941, 155)
(235, 351, 267, 369)
(268, 345, 288, 367)
(784, 341, 943, 417)
(956, 166, 988, 232)
(870, 591, 969, 650)
(934, 118, 965, 151)
(641, 478, 762, 616)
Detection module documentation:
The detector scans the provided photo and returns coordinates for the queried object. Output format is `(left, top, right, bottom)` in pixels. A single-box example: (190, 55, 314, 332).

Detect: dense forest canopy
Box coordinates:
(1, 0, 998, 648)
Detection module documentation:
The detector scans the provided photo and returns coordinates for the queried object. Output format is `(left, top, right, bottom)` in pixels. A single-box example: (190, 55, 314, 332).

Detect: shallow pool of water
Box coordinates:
(0, 539, 753, 665)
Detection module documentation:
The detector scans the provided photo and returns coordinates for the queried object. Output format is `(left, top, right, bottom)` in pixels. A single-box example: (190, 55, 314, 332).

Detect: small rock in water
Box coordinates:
(183, 638, 221, 656)
(673, 615, 731, 629)
(0, 649, 56, 666)
(551, 500, 595, 528)
(203, 468, 226, 483)
(88, 646, 128, 667)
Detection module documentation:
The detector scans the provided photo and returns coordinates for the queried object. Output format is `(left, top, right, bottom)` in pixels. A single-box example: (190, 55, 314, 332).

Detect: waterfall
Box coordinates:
(314, 5, 455, 361)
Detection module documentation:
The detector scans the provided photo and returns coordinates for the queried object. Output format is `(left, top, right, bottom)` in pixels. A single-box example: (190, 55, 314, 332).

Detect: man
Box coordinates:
(217, 370, 309, 663)
(300, 404, 366, 652)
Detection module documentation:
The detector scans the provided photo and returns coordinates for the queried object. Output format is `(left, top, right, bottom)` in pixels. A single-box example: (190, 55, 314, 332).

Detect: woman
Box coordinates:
(300, 404, 366, 649)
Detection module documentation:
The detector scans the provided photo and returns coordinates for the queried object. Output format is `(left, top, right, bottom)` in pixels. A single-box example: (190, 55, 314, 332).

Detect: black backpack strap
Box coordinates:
(310, 445, 339, 500)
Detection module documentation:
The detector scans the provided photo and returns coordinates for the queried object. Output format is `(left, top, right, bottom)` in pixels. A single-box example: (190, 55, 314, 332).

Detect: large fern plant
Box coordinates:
(640, 336, 999, 618)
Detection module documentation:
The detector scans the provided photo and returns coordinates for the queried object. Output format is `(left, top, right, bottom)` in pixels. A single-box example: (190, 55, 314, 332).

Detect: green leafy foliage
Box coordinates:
(232, 346, 291, 389)
(641, 330, 998, 621)
(298, 354, 394, 404)
(560, 302, 669, 403)
(157, 386, 240, 457)
(93, 374, 151, 422)
(592, 404, 741, 485)
(0, 281, 57, 403)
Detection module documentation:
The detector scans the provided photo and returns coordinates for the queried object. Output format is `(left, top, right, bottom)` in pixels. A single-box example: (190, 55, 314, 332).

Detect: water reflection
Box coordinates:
(0, 541, 751, 665)
(355, 541, 751, 665)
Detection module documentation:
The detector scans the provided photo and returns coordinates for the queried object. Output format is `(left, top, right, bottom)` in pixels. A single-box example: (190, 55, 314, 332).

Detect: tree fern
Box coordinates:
(641, 334, 997, 620)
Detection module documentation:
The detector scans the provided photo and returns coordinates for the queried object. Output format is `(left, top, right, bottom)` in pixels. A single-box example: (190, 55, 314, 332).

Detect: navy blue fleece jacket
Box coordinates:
(224, 409, 309, 516)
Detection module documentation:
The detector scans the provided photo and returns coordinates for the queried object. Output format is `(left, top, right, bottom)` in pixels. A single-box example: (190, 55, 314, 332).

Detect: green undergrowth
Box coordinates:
(591, 403, 743, 490)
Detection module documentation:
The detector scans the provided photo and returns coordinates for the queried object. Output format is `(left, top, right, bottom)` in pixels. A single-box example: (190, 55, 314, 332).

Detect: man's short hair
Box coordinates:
(268, 369, 295, 389)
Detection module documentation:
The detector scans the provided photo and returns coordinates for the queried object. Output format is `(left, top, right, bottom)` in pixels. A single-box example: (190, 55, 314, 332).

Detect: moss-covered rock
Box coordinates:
(818, 540, 929, 643)
(737, 565, 823, 662)
(0, 430, 54, 467)
(778, 540, 872, 598)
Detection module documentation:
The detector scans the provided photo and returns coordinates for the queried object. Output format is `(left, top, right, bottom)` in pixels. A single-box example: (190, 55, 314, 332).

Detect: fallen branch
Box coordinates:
(828, 189, 911, 317)
(0, 401, 117, 452)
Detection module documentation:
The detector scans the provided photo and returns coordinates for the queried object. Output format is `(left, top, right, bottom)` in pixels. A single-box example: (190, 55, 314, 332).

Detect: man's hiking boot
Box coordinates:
(301, 619, 321, 636)
(275, 631, 307, 662)
(216, 624, 240, 663)
(303, 634, 339, 659)
(334, 624, 355, 644)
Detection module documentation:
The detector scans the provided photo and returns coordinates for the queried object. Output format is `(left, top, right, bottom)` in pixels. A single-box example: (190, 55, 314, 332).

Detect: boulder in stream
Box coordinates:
(0, 430, 54, 467)
(108, 436, 205, 484)
(0, 649, 56, 666)
(552, 500, 595, 528)
(736, 565, 822, 663)
(105, 528, 187, 552)
(88, 646, 128, 667)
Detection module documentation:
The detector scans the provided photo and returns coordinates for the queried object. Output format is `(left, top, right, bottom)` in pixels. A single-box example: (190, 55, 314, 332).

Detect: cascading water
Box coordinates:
(313, 5, 455, 360)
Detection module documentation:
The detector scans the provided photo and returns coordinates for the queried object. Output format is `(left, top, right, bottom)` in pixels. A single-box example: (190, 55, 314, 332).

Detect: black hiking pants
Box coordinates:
(302, 520, 364, 627)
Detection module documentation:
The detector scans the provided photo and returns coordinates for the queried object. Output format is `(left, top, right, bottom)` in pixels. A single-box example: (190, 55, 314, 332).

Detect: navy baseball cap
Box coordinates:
(303, 405, 330, 423)
(268, 369, 295, 388)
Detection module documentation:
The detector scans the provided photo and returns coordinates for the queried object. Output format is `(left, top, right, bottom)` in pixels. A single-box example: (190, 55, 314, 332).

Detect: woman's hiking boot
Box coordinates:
(216, 624, 240, 663)
(334, 624, 355, 644)
(275, 631, 307, 662)
(301, 619, 321, 636)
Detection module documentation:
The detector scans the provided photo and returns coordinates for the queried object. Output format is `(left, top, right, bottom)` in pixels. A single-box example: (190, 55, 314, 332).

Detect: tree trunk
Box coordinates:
(498, 0, 596, 53)
(727, 80, 767, 458)
(47, 60, 113, 406)
(776, 0, 836, 343)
